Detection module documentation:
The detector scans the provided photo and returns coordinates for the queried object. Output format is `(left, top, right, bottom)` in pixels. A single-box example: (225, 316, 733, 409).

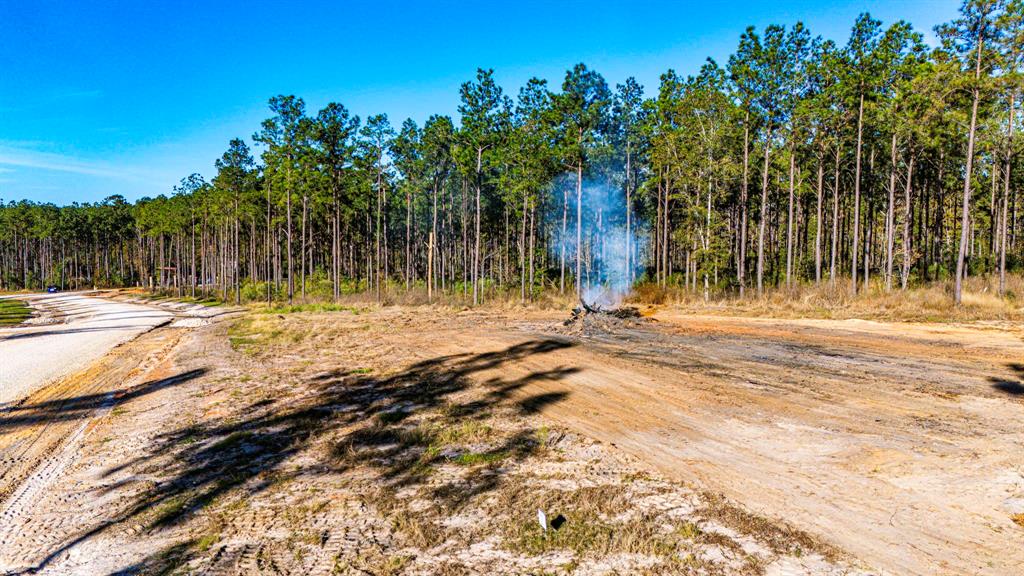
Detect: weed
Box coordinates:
(194, 532, 220, 552)
(210, 430, 253, 452)
(453, 450, 507, 466)
(257, 303, 367, 315)
(676, 521, 703, 540)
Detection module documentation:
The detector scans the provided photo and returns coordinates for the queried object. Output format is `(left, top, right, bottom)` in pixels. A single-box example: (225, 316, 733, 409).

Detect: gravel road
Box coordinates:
(0, 293, 172, 406)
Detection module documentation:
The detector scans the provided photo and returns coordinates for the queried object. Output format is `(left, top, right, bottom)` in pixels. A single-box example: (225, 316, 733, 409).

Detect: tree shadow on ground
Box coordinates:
(990, 363, 1024, 396)
(0, 369, 208, 429)
(106, 540, 198, 576)
(0, 324, 168, 342)
(16, 338, 578, 574)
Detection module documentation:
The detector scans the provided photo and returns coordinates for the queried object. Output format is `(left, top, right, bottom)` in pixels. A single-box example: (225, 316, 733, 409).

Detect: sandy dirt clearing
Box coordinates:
(1, 303, 1021, 575)
(401, 309, 1024, 575)
(0, 306, 866, 575)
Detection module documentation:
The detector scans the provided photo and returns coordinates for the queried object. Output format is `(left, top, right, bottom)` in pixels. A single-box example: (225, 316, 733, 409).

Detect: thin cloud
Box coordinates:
(0, 143, 161, 183)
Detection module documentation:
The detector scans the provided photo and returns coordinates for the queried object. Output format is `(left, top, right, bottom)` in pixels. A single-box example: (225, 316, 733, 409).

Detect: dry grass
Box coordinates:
(498, 483, 727, 571)
(697, 492, 841, 561)
(644, 274, 1024, 323)
(223, 273, 1024, 326)
(226, 315, 305, 354)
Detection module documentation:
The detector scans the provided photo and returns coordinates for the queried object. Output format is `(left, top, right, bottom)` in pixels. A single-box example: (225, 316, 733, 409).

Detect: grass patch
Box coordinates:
(257, 303, 366, 315)
(194, 532, 220, 552)
(651, 273, 1024, 323)
(377, 410, 411, 424)
(1012, 513, 1024, 528)
(149, 495, 190, 528)
(210, 430, 254, 453)
(227, 316, 299, 355)
(0, 298, 30, 326)
(453, 450, 507, 466)
(697, 491, 840, 560)
(138, 291, 225, 307)
(500, 484, 694, 561)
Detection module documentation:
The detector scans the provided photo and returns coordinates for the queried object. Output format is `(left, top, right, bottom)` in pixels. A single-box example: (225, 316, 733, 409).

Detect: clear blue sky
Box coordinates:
(0, 0, 959, 205)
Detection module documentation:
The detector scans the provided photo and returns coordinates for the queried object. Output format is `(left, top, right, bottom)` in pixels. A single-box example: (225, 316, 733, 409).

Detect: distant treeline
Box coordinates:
(2, 2, 1022, 304)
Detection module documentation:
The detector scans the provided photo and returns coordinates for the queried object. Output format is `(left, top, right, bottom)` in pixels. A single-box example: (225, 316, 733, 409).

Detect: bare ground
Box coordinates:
(1, 301, 1021, 575)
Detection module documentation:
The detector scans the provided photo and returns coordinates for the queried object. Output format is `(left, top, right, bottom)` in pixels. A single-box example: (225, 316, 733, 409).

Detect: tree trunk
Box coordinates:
(831, 145, 841, 285)
(757, 129, 772, 295)
(430, 180, 438, 301)
(956, 32, 985, 305)
(520, 191, 527, 303)
(852, 91, 865, 295)
(740, 111, 750, 296)
(301, 194, 308, 300)
(901, 154, 915, 290)
(885, 131, 897, 291)
(625, 142, 633, 285)
(785, 140, 796, 289)
(1000, 90, 1015, 295)
(473, 147, 482, 305)
(560, 179, 567, 294)
(576, 155, 583, 298)
(405, 186, 411, 291)
(814, 148, 824, 284)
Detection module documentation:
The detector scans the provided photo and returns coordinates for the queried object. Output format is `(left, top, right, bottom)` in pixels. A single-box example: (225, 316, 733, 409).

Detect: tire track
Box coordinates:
(0, 325, 189, 573)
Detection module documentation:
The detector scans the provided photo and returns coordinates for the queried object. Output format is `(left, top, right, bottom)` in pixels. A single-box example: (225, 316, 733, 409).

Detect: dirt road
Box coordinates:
(397, 309, 1024, 575)
(0, 293, 223, 574)
(0, 293, 172, 406)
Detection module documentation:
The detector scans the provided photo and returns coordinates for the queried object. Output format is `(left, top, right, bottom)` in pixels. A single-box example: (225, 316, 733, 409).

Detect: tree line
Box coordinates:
(2, 1, 1022, 306)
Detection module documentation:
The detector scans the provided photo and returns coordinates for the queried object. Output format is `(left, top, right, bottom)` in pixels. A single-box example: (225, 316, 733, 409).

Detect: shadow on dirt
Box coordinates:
(0, 369, 208, 430)
(990, 363, 1024, 396)
(16, 339, 577, 574)
(0, 324, 167, 342)
(106, 540, 198, 576)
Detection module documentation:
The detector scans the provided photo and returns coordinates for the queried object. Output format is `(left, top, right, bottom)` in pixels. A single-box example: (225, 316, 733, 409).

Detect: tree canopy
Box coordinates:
(4, 1, 1024, 306)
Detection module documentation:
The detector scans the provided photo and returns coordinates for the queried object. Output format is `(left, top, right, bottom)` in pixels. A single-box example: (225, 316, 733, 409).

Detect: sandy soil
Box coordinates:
(469, 308, 1024, 575)
(1, 301, 1021, 575)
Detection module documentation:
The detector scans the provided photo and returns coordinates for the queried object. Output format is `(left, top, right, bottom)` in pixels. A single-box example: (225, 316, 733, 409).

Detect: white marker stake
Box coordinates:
(537, 509, 547, 532)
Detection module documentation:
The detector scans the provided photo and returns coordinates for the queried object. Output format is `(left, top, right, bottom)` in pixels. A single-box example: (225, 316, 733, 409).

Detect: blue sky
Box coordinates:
(0, 0, 960, 205)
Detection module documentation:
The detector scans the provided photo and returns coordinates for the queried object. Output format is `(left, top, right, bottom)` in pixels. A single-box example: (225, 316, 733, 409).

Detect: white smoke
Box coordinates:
(552, 176, 646, 307)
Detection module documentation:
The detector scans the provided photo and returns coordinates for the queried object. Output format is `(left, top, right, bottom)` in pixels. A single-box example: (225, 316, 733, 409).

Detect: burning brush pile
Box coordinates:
(559, 298, 648, 336)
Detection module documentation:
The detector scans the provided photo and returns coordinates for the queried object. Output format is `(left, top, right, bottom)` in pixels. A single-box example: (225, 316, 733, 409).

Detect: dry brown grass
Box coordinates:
(497, 482, 739, 572)
(642, 274, 1024, 323)
(231, 273, 1024, 325)
(697, 492, 841, 562)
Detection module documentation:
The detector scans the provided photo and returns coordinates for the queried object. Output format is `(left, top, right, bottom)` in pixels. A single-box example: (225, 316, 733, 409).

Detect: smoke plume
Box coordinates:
(552, 176, 646, 307)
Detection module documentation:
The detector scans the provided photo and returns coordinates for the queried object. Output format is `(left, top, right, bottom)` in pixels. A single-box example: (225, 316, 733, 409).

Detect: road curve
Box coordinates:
(0, 293, 172, 406)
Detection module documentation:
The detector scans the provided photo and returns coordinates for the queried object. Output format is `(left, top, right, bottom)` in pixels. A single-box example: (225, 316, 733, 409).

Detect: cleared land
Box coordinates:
(0, 298, 1022, 574)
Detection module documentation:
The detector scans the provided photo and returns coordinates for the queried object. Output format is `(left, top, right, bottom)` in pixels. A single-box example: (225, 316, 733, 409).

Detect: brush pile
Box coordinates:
(559, 298, 646, 336)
